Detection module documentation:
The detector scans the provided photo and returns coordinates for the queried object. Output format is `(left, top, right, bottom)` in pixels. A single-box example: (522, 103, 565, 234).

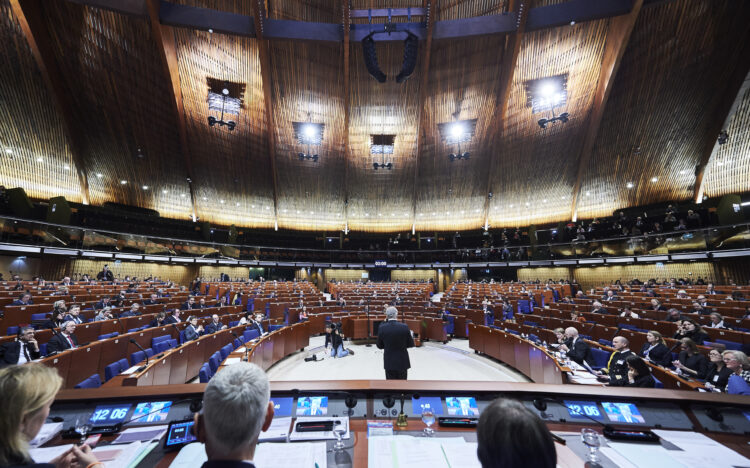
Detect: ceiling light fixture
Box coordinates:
(142, 185, 149, 190)
(36, 157, 43, 162)
(651, 177, 658, 183)
(207, 79, 244, 131)
(120, 180, 127, 184)
(526, 74, 569, 129)
(626, 182, 633, 188)
(64, 165, 70, 170)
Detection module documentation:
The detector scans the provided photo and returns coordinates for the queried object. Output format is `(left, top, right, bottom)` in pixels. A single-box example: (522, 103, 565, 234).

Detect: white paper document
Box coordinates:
(30, 422, 63, 447)
(122, 365, 142, 375)
(368, 435, 481, 468)
(169, 441, 327, 468)
(92, 441, 149, 468)
(651, 430, 750, 468)
(258, 416, 292, 442)
(112, 424, 168, 444)
(29, 444, 74, 463)
(223, 357, 242, 365)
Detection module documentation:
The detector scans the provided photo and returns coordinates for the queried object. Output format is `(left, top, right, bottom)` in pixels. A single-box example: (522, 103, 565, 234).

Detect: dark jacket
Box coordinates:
(201, 461, 255, 468)
(376, 320, 414, 371)
(678, 351, 709, 379)
(626, 374, 656, 388)
(164, 315, 181, 325)
(184, 325, 201, 341)
(639, 342, 671, 367)
(606, 350, 636, 386)
(705, 363, 732, 390)
(46, 333, 78, 355)
(565, 337, 595, 367)
(143, 299, 160, 305)
(205, 321, 225, 334)
(181, 301, 196, 310)
(0, 341, 41, 367)
(96, 270, 114, 281)
(324, 329, 344, 349)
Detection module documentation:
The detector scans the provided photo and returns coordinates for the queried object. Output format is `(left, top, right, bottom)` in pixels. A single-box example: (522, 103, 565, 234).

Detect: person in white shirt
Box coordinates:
(708, 312, 728, 329)
(0, 326, 40, 366)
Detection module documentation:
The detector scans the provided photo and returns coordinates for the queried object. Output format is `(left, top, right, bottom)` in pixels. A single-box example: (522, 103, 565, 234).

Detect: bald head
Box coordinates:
(612, 336, 629, 351)
(564, 327, 578, 339)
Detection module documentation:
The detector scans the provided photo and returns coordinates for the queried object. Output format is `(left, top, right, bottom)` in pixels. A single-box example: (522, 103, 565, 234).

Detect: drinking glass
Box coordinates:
(580, 428, 601, 463)
(421, 409, 435, 436)
(75, 416, 92, 445)
(332, 425, 347, 451)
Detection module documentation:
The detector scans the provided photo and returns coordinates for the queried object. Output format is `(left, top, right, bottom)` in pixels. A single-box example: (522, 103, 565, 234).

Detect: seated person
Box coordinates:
(215, 296, 229, 308)
(559, 327, 595, 367)
(650, 299, 667, 311)
(194, 363, 274, 468)
(42, 310, 66, 330)
(598, 336, 635, 386)
(639, 331, 670, 367)
(298, 306, 308, 321)
(619, 307, 639, 318)
(63, 305, 84, 324)
(602, 290, 617, 302)
(672, 338, 708, 379)
(704, 346, 732, 391)
(149, 311, 168, 328)
(94, 306, 114, 322)
(164, 309, 182, 324)
(708, 312, 728, 329)
(723, 350, 750, 395)
(205, 314, 227, 334)
(0, 326, 41, 367)
(238, 311, 253, 326)
(548, 327, 566, 350)
(324, 323, 352, 358)
(143, 293, 160, 305)
(46, 321, 79, 355)
(665, 308, 682, 322)
(674, 319, 709, 345)
(690, 302, 709, 315)
(590, 301, 608, 314)
(181, 297, 197, 310)
(625, 355, 656, 388)
(570, 311, 586, 323)
(94, 296, 112, 310)
(195, 298, 209, 309)
(11, 292, 33, 306)
(476, 398, 556, 468)
(184, 316, 204, 341)
(120, 303, 141, 318)
(0, 364, 100, 467)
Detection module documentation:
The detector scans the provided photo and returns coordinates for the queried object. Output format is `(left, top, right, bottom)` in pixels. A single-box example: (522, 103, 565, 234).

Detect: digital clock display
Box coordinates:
(563, 401, 604, 421)
(88, 404, 132, 425)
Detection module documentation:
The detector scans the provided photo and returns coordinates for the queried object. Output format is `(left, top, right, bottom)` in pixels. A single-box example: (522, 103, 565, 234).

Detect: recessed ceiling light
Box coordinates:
(142, 185, 149, 190)
(585, 191, 590, 196)
(282, 209, 287, 213)
(310, 211, 314, 214)
(543, 199, 547, 203)
(120, 180, 127, 185)
(180, 193, 185, 197)
(365, 213, 369, 217)
(626, 182, 634, 188)
(265, 206, 270, 210)
(679, 170, 686, 175)
(236, 202, 240, 206)
(716, 162, 724, 166)
(63, 165, 70, 170)
(509, 204, 514, 208)
(96, 173, 102, 178)
(378, 213, 382, 216)
(4, 149, 11, 154)
(36, 157, 43, 162)
(296, 210, 300, 214)
(202, 197, 207, 200)
(460, 210, 465, 214)
(650, 177, 658, 182)
(525, 202, 529, 206)
(419, 213, 423, 216)
(475, 209, 480, 213)
(220, 199, 225, 204)
(162, 189, 168, 194)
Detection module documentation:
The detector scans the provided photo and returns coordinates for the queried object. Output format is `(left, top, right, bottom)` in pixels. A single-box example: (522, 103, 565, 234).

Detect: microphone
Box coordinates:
(610, 326, 622, 341)
(129, 339, 150, 371)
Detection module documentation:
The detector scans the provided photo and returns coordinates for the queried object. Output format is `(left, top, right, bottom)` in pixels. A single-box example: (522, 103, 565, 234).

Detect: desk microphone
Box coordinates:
(610, 326, 622, 341)
(129, 339, 150, 371)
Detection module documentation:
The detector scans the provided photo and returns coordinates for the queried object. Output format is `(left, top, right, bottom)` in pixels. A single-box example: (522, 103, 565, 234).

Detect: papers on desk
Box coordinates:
(30, 444, 73, 463)
(368, 435, 481, 468)
(122, 365, 142, 375)
(112, 425, 168, 444)
(30, 422, 63, 447)
(565, 370, 602, 385)
(289, 416, 349, 441)
(92, 441, 158, 468)
(652, 430, 750, 468)
(258, 416, 292, 442)
(223, 357, 242, 365)
(169, 442, 327, 468)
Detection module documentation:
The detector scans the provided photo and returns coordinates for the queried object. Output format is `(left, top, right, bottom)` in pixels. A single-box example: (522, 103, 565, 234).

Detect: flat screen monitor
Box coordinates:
(563, 401, 605, 421)
(296, 396, 328, 416)
(411, 396, 443, 416)
(130, 401, 172, 423)
(445, 397, 479, 416)
(88, 404, 132, 426)
(601, 402, 646, 424)
(271, 397, 294, 417)
(164, 420, 196, 448)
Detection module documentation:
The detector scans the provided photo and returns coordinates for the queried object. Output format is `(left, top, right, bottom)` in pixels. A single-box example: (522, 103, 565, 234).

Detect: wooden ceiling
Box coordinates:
(1, 0, 749, 233)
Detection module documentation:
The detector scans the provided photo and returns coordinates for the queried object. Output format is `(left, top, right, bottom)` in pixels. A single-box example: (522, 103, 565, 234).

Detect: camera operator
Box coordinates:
(325, 323, 354, 358)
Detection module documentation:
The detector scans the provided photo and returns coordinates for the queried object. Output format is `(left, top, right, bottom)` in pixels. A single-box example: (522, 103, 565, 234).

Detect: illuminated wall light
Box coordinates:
(162, 189, 168, 194)
(236, 202, 240, 206)
(716, 162, 724, 166)
(585, 191, 590, 196)
(202, 196, 207, 200)
(4, 148, 11, 154)
(64, 165, 70, 170)
(96, 173, 103, 178)
(120, 180, 127, 185)
(265, 206, 270, 210)
(220, 199, 225, 204)
(650, 177, 658, 182)
(626, 182, 634, 188)
(36, 157, 43, 162)
(142, 185, 149, 190)
(509, 204, 514, 208)
(543, 199, 547, 203)
(364, 213, 369, 217)
(180, 193, 186, 197)
(679, 170, 686, 175)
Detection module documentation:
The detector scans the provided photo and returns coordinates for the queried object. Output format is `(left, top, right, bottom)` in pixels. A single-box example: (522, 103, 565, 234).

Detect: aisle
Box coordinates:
(266, 336, 530, 382)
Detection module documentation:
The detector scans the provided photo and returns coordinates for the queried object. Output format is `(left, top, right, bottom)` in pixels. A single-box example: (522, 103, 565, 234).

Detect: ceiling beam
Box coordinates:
(411, 0, 435, 234)
(10, 0, 91, 204)
(693, 59, 750, 202)
(569, 0, 643, 221)
(252, 0, 280, 228)
(146, 0, 197, 220)
(342, 0, 351, 234)
(482, 0, 528, 230)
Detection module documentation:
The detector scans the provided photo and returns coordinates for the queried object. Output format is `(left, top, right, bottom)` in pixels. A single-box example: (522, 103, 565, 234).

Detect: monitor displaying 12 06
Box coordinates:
(88, 404, 132, 425)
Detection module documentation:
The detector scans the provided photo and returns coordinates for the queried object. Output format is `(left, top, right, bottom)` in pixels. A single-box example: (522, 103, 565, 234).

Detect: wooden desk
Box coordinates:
(224, 322, 310, 372)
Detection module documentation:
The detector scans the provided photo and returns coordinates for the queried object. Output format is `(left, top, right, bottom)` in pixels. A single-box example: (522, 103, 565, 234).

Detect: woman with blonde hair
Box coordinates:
(639, 330, 670, 367)
(0, 364, 100, 467)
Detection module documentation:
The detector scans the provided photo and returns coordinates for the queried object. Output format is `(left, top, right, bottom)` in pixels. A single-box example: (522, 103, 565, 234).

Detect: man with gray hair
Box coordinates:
(376, 306, 414, 380)
(195, 363, 274, 468)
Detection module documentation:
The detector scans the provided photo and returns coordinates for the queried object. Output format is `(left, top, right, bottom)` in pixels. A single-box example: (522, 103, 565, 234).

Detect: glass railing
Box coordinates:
(0, 215, 749, 265)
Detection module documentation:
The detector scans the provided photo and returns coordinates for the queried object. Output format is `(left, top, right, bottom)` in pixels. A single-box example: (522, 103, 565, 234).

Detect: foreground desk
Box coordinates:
(48, 380, 750, 467)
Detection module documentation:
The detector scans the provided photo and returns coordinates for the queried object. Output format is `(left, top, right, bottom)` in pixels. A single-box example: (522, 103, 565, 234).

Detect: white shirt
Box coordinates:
(17, 342, 31, 365)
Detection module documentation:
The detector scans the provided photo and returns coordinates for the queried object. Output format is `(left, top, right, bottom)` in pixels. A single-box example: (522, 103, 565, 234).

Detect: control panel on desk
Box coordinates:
(372, 394, 490, 419)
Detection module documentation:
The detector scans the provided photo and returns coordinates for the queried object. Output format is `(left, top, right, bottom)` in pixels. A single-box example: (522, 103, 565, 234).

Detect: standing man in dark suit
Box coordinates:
(376, 306, 414, 380)
(96, 265, 114, 282)
(46, 321, 79, 355)
(0, 326, 41, 367)
(559, 327, 595, 367)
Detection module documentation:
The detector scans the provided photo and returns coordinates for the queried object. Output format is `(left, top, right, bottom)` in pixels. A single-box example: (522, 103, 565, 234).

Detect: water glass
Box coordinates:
(75, 416, 92, 445)
(421, 409, 435, 436)
(580, 428, 601, 463)
(332, 425, 347, 451)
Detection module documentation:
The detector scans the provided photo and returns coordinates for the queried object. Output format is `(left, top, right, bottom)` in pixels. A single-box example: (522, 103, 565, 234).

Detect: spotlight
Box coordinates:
(373, 162, 379, 170)
(362, 33, 386, 83)
(208, 116, 217, 127)
(226, 121, 236, 131)
(395, 32, 419, 83)
(449, 122, 466, 140)
(449, 153, 456, 162)
(718, 130, 729, 145)
(373, 162, 394, 170)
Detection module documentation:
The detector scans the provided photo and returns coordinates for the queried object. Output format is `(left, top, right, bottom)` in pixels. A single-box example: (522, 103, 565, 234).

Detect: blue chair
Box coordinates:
(130, 350, 146, 366)
(528, 334, 540, 343)
(153, 341, 170, 354)
(269, 324, 283, 332)
(506, 329, 520, 336)
(199, 363, 212, 383)
(75, 374, 102, 389)
(445, 316, 455, 335)
(727, 374, 750, 395)
(127, 328, 141, 333)
(579, 334, 592, 341)
(219, 344, 233, 360)
(523, 321, 539, 328)
(145, 348, 154, 358)
(6, 326, 20, 336)
(104, 361, 122, 382)
(30, 313, 47, 322)
(598, 339, 613, 347)
(244, 329, 260, 341)
(517, 300, 531, 315)
(232, 338, 242, 348)
(590, 348, 610, 371)
(208, 352, 221, 374)
(228, 320, 240, 327)
(179, 330, 187, 344)
(117, 358, 129, 370)
(97, 333, 112, 340)
(653, 376, 664, 389)
(716, 339, 742, 351)
(168, 339, 178, 349)
(552, 290, 560, 302)
(152, 335, 171, 347)
(40, 343, 47, 356)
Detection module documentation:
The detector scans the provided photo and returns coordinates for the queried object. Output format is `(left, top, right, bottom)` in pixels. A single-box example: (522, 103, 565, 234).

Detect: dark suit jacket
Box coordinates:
(181, 302, 196, 310)
(565, 337, 594, 367)
(46, 333, 78, 355)
(184, 325, 200, 341)
(248, 321, 265, 335)
(639, 343, 670, 367)
(10, 300, 32, 306)
(143, 299, 160, 305)
(94, 301, 111, 310)
(205, 322, 225, 334)
(606, 350, 635, 386)
(96, 270, 114, 281)
(626, 374, 656, 388)
(376, 320, 414, 371)
(705, 364, 732, 390)
(164, 315, 180, 325)
(63, 314, 84, 324)
(0, 341, 41, 367)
